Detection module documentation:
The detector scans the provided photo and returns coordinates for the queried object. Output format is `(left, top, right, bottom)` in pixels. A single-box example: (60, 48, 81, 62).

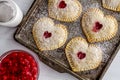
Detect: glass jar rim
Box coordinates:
(0, 50, 40, 80)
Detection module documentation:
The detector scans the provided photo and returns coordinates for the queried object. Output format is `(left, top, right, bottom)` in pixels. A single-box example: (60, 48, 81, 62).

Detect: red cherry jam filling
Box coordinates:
(77, 52, 86, 60)
(44, 31, 52, 38)
(92, 22, 103, 32)
(58, 1, 67, 9)
(0, 50, 38, 80)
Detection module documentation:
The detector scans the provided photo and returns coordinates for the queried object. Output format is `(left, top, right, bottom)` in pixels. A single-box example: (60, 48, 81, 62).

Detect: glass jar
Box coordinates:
(0, 50, 39, 80)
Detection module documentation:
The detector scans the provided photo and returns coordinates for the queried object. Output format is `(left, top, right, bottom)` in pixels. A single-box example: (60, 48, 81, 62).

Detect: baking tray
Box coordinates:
(14, 0, 120, 80)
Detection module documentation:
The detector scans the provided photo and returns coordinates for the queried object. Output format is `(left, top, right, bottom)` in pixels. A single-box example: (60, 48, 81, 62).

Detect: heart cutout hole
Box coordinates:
(77, 52, 86, 60)
(43, 31, 52, 38)
(58, 1, 67, 9)
(92, 22, 103, 32)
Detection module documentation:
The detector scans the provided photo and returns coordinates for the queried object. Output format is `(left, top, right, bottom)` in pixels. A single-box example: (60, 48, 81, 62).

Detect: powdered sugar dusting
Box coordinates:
(83, 2, 100, 11)
(17, 0, 120, 79)
(49, 0, 82, 21)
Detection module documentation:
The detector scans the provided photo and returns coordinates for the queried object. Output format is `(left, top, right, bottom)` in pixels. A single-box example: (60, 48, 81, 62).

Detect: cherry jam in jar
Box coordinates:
(0, 50, 39, 80)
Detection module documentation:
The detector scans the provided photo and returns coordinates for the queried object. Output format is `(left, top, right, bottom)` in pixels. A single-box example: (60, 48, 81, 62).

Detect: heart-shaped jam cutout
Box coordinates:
(32, 17, 68, 51)
(59, 1, 67, 8)
(82, 8, 118, 43)
(0, 50, 39, 80)
(44, 31, 52, 38)
(48, 0, 82, 22)
(92, 22, 103, 32)
(65, 37, 102, 72)
(77, 52, 86, 59)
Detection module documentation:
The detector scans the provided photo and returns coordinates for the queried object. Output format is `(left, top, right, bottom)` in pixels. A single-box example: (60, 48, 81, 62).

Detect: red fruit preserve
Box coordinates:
(0, 50, 39, 80)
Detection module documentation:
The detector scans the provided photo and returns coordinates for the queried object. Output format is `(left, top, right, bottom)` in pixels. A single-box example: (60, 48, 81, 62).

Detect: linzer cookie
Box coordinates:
(82, 8, 118, 43)
(102, 0, 120, 11)
(48, 0, 82, 22)
(65, 37, 102, 72)
(32, 17, 68, 51)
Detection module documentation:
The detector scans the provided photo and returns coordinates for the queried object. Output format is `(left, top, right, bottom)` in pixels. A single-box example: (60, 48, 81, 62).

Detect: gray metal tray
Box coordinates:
(14, 0, 120, 80)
